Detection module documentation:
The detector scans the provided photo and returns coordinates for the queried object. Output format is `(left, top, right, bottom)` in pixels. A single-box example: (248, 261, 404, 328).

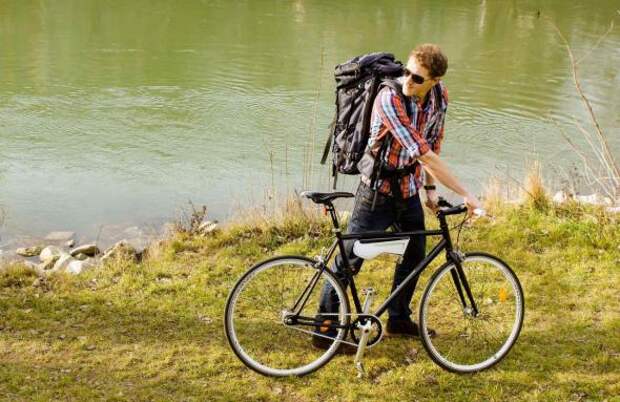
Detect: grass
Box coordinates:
(0, 200, 618, 401)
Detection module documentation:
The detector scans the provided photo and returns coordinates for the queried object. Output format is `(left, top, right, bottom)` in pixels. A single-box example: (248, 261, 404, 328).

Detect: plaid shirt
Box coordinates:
(361, 79, 448, 198)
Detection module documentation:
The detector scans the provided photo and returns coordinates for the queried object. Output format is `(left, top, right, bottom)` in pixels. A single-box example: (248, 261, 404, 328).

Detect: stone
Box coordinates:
(44, 231, 75, 242)
(16, 246, 43, 257)
(101, 241, 137, 264)
(552, 191, 568, 203)
(74, 253, 88, 261)
(198, 220, 219, 235)
(70, 244, 100, 257)
(607, 206, 620, 214)
(65, 239, 75, 248)
(575, 193, 612, 206)
(38, 255, 59, 271)
(66, 259, 97, 275)
(40, 246, 62, 262)
(52, 253, 74, 271)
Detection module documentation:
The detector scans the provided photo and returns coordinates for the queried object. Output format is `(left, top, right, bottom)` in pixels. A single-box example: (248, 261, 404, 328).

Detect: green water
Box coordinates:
(0, 0, 618, 246)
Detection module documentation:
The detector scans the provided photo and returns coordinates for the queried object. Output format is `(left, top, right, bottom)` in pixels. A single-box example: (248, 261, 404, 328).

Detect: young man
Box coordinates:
(314, 44, 482, 351)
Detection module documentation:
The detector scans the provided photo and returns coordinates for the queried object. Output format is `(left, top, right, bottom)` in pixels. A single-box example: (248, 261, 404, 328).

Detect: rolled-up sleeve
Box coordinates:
(432, 118, 445, 154)
(376, 88, 430, 158)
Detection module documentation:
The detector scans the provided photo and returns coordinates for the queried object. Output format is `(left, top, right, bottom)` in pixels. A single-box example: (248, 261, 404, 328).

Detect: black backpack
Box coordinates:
(320, 52, 404, 187)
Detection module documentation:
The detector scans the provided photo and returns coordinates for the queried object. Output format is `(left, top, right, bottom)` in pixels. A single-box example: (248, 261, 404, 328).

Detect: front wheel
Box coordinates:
(419, 252, 524, 373)
(224, 256, 350, 377)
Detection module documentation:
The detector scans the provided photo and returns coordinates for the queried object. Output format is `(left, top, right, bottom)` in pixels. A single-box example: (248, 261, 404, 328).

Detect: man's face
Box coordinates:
(402, 57, 439, 98)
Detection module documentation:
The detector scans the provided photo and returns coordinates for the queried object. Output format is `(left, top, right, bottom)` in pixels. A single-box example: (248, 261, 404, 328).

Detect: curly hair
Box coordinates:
(410, 44, 448, 78)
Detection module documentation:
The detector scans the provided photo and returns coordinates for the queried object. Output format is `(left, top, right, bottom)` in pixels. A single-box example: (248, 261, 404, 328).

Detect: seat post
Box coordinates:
(326, 202, 340, 231)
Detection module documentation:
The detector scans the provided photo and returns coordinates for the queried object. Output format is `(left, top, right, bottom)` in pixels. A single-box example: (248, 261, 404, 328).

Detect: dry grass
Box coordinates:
(521, 161, 550, 211)
(1, 193, 618, 401)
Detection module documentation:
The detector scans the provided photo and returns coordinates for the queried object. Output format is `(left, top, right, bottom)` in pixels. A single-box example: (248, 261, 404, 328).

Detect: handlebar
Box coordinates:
(437, 197, 486, 217)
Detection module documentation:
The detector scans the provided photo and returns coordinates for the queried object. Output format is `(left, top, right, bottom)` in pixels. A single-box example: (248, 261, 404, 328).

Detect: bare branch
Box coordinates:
(546, 15, 620, 199)
(572, 117, 618, 186)
(550, 118, 615, 199)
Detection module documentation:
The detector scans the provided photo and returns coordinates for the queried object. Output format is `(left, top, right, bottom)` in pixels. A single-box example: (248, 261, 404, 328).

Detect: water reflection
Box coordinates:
(0, 0, 618, 243)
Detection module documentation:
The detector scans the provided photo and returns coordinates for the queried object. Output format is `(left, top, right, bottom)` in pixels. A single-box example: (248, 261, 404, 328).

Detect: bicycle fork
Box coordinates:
(449, 252, 480, 317)
(354, 287, 375, 378)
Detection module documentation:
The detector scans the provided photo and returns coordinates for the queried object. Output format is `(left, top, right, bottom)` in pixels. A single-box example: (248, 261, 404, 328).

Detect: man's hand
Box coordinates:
(424, 189, 440, 212)
(464, 193, 483, 217)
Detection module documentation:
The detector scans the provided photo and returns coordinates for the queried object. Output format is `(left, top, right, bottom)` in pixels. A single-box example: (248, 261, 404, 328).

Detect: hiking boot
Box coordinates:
(385, 318, 437, 338)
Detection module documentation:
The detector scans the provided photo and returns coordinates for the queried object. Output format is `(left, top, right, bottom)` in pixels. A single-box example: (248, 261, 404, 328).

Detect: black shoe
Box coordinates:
(385, 318, 437, 338)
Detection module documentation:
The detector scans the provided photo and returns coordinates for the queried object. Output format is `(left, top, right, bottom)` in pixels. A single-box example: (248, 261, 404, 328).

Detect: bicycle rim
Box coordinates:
(419, 253, 524, 373)
(225, 256, 349, 377)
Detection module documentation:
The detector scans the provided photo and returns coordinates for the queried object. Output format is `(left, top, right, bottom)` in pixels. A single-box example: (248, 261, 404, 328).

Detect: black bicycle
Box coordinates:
(225, 191, 524, 377)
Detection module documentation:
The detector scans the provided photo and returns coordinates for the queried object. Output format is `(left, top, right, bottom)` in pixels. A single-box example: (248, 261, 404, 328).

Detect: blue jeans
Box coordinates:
(319, 181, 426, 320)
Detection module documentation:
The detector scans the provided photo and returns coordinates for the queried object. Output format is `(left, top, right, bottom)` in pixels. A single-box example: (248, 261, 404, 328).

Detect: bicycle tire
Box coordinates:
(419, 252, 524, 373)
(224, 255, 350, 377)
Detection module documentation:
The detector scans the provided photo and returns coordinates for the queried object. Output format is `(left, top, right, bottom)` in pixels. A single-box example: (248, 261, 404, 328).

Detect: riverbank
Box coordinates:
(0, 190, 618, 400)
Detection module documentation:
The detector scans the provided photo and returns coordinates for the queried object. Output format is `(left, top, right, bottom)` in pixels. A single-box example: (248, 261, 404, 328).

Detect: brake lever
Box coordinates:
(437, 196, 453, 208)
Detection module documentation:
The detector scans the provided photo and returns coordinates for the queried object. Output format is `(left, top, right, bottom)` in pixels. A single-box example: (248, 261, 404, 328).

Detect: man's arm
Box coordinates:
(376, 88, 430, 159)
(419, 150, 481, 214)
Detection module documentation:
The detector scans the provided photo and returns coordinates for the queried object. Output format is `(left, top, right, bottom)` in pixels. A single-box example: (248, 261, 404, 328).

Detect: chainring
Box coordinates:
(349, 315, 383, 348)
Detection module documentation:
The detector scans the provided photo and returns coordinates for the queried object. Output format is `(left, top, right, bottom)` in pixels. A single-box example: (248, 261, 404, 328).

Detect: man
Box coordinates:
(313, 44, 482, 351)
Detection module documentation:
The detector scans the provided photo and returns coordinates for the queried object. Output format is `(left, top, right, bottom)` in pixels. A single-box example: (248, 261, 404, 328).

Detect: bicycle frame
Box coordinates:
(289, 201, 480, 330)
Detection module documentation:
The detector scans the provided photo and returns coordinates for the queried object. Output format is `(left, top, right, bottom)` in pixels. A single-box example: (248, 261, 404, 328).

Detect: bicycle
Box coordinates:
(224, 191, 524, 377)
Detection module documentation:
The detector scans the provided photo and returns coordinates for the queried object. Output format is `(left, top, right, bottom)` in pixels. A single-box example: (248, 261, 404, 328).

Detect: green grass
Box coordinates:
(0, 201, 618, 401)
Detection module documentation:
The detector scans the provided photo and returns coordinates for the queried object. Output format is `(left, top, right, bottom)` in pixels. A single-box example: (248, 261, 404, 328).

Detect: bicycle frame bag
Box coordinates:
(320, 52, 404, 188)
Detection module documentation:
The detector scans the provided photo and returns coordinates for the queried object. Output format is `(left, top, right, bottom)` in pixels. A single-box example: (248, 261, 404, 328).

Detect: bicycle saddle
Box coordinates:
(300, 191, 354, 205)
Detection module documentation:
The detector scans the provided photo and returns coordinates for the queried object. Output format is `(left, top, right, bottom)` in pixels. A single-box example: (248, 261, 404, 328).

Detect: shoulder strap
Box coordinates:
(379, 79, 412, 118)
(320, 114, 336, 165)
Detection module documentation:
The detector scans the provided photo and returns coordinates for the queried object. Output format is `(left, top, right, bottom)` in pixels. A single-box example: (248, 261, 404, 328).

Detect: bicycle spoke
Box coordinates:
(420, 254, 523, 372)
(225, 257, 349, 376)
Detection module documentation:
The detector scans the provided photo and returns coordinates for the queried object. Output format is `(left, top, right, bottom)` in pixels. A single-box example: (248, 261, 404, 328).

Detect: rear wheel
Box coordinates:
(224, 256, 349, 377)
(419, 252, 524, 373)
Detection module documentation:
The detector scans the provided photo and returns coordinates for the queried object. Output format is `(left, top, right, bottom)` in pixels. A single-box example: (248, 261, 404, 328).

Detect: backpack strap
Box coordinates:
(320, 113, 336, 165)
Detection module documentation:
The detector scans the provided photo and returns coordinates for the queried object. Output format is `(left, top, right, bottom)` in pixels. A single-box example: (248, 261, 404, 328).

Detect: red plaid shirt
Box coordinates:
(361, 80, 448, 198)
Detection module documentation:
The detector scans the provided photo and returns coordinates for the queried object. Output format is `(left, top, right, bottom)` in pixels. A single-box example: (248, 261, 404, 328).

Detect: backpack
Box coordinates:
(320, 52, 404, 188)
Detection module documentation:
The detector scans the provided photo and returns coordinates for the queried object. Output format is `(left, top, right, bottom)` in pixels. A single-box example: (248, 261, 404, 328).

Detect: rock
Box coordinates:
(66, 259, 97, 275)
(552, 191, 568, 203)
(606, 206, 620, 214)
(52, 253, 74, 271)
(575, 193, 612, 206)
(16, 246, 43, 257)
(101, 241, 137, 264)
(65, 239, 75, 248)
(38, 255, 60, 271)
(198, 220, 219, 235)
(74, 253, 88, 261)
(40, 246, 62, 262)
(70, 244, 100, 257)
(44, 231, 75, 243)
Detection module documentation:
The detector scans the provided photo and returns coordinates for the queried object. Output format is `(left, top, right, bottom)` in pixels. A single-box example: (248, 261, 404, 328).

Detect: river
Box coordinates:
(0, 0, 618, 249)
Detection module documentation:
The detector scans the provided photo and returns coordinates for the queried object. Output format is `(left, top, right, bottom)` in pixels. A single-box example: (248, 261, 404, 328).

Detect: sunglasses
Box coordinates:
(404, 69, 430, 85)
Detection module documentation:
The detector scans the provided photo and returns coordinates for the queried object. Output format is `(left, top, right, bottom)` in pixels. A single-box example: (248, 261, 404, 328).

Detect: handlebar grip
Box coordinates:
(442, 204, 468, 215)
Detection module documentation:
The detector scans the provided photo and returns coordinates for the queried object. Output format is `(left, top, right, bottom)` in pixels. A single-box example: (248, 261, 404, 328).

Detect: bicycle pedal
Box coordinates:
(361, 287, 376, 295)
